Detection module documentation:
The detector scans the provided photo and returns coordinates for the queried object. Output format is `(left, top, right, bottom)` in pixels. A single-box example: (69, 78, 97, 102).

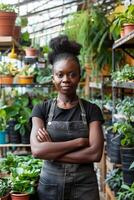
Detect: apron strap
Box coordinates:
(48, 98, 87, 125)
(48, 98, 56, 124)
(78, 98, 87, 125)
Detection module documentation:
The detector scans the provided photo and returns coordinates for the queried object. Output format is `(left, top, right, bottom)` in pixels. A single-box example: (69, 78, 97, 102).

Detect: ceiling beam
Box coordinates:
(30, 22, 65, 35)
(29, 12, 75, 26)
(13, 0, 43, 7)
(21, 0, 83, 17)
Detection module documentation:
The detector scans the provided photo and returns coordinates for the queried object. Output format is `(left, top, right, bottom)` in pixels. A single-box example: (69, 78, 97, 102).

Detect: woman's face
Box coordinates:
(53, 58, 80, 95)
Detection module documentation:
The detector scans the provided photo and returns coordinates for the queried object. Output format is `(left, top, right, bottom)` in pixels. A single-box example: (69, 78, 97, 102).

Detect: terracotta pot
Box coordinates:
(0, 75, 13, 84)
(0, 193, 10, 200)
(123, 23, 134, 36)
(13, 26, 21, 41)
(0, 12, 17, 36)
(10, 193, 30, 200)
(125, 53, 134, 66)
(17, 75, 34, 84)
(101, 64, 111, 76)
(120, 27, 125, 38)
(25, 47, 38, 57)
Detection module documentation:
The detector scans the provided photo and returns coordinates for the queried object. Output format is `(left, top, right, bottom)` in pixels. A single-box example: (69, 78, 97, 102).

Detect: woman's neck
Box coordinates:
(57, 94, 78, 109)
(57, 94, 78, 103)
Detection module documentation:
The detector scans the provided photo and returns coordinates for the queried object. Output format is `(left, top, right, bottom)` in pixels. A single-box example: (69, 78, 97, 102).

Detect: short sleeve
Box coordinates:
(31, 103, 45, 120)
(89, 104, 105, 124)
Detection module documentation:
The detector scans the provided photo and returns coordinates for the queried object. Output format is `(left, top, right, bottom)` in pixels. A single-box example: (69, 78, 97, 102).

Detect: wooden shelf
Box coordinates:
(0, 36, 20, 50)
(113, 30, 134, 49)
(0, 82, 52, 87)
(105, 184, 116, 200)
(112, 81, 134, 89)
(0, 144, 30, 147)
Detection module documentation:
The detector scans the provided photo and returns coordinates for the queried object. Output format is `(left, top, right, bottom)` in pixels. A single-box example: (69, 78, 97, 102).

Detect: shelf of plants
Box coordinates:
(104, 27, 134, 200)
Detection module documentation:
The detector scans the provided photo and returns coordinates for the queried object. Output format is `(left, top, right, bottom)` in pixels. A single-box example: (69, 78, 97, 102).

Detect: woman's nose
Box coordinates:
(62, 75, 69, 82)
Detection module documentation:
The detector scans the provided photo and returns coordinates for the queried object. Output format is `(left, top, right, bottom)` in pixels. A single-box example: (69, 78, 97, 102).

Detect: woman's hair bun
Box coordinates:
(49, 35, 82, 56)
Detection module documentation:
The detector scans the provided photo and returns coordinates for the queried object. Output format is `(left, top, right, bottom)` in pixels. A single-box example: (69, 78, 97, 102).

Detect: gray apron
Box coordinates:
(37, 99, 100, 200)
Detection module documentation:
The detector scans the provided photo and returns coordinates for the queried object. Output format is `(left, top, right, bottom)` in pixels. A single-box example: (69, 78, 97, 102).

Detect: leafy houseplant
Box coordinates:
(115, 97, 134, 123)
(0, 107, 7, 132)
(105, 168, 123, 194)
(10, 95, 32, 144)
(0, 61, 18, 84)
(0, 106, 10, 144)
(64, 6, 113, 78)
(115, 121, 134, 185)
(110, 4, 134, 39)
(0, 3, 15, 12)
(10, 165, 40, 199)
(0, 178, 11, 199)
(16, 64, 36, 84)
(112, 64, 134, 82)
(117, 183, 134, 200)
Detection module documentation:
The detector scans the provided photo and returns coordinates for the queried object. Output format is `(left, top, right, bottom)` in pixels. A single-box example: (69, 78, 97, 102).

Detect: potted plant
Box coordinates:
(106, 122, 122, 164)
(12, 95, 32, 144)
(117, 121, 134, 185)
(110, 4, 134, 39)
(10, 165, 40, 200)
(0, 61, 18, 84)
(0, 178, 11, 200)
(0, 3, 17, 36)
(16, 64, 36, 84)
(115, 97, 134, 123)
(0, 106, 8, 144)
(112, 64, 134, 82)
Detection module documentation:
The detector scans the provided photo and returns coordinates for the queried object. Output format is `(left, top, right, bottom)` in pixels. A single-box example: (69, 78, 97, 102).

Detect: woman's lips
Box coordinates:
(61, 85, 71, 89)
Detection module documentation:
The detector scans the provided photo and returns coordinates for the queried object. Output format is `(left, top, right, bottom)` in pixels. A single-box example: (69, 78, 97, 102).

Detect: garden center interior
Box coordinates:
(0, 0, 134, 200)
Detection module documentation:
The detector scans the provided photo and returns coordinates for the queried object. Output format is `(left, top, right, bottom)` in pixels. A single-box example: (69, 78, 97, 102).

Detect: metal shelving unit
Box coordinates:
(112, 31, 134, 116)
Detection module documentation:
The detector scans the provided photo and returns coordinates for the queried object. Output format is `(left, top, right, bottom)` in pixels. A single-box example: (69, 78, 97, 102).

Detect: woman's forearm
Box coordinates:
(31, 134, 89, 160)
(56, 145, 103, 163)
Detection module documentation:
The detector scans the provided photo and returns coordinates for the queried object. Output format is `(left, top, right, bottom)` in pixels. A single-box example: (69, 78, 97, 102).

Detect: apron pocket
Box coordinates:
(37, 182, 58, 200)
(74, 183, 100, 200)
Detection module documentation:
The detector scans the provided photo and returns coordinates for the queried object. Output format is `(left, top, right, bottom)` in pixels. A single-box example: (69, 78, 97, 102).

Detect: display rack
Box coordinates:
(112, 31, 134, 116)
(87, 76, 111, 102)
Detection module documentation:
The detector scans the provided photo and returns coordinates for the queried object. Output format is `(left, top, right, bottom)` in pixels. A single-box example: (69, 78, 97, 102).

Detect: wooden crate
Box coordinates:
(105, 184, 116, 200)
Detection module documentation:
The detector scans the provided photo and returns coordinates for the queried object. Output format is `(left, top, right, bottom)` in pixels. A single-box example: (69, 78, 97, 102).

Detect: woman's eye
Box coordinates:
(69, 72, 77, 78)
(57, 73, 63, 78)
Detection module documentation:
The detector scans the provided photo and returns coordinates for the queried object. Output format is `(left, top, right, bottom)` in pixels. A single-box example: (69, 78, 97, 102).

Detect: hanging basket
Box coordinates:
(0, 11, 17, 36)
(0, 75, 14, 84)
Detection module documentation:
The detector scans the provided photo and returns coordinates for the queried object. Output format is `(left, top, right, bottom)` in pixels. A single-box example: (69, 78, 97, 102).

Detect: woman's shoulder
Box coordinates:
(80, 98, 97, 108)
(33, 99, 54, 111)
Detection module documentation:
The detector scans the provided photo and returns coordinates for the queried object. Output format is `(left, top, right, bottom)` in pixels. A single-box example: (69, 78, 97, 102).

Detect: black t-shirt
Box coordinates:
(31, 98, 104, 125)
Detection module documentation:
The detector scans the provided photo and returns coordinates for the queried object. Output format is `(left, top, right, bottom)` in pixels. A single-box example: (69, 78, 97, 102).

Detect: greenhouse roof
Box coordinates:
(0, 0, 127, 45)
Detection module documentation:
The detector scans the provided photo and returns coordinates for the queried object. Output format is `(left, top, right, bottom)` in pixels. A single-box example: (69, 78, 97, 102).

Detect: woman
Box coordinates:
(30, 35, 104, 200)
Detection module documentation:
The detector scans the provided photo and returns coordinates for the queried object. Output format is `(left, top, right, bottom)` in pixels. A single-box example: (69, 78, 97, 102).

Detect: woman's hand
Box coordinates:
(36, 128, 52, 142)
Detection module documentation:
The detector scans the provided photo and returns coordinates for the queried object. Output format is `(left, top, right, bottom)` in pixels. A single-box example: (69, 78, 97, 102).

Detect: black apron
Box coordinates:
(37, 99, 100, 200)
